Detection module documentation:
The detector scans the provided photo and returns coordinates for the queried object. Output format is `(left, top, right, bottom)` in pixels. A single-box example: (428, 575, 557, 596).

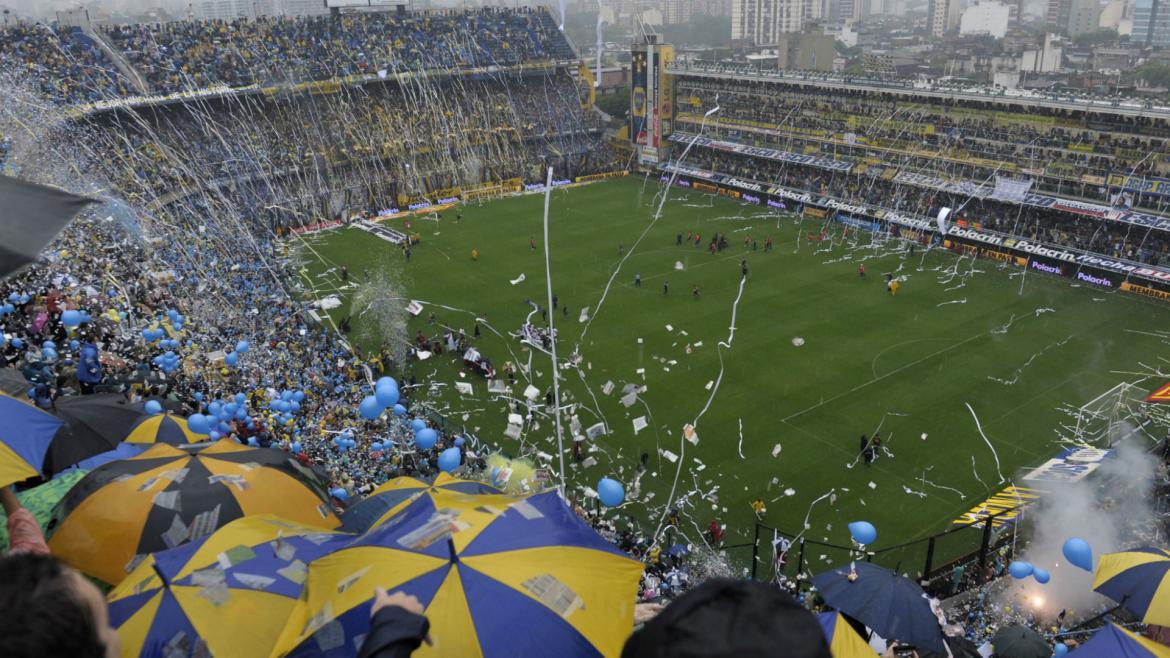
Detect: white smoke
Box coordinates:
(1000, 436, 1166, 619)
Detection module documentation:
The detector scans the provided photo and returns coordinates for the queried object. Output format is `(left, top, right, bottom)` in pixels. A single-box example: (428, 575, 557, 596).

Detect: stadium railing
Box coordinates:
(740, 504, 1025, 599)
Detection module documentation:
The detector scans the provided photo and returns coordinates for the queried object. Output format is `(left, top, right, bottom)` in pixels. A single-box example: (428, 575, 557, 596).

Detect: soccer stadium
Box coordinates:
(0, 2, 1168, 657)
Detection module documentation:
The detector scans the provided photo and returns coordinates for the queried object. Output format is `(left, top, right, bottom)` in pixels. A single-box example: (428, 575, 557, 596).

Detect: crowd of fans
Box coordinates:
(102, 8, 573, 93)
(677, 79, 1170, 213)
(0, 24, 129, 104)
(681, 147, 1170, 266)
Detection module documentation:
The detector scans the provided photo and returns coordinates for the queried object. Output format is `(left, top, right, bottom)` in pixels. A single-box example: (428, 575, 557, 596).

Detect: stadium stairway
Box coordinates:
(536, 8, 578, 60)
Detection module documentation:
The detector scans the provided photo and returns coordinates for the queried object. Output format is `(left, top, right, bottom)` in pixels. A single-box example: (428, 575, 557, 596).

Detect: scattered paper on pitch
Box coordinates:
(661, 449, 679, 463)
(578, 307, 590, 323)
(585, 422, 606, 439)
(674, 261, 684, 270)
(632, 416, 648, 434)
(487, 379, 509, 394)
(601, 380, 614, 395)
(455, 382, 473, 395)
(509, 273, 526, 285)
(620, 391, 638, 407)
(406, 300, 424, 316)
(704, 380, 714, 391)
(523, 385, 541, 401)
(772, 443, 783, 457)
(416, 350, 432, 360)
(665, 324, 673, 332)
(868, 481, 877, 490)
(683, 424, 699, 446)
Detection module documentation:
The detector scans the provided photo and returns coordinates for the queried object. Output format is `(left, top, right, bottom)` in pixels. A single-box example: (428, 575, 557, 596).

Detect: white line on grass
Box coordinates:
(782, 333, 985, 423)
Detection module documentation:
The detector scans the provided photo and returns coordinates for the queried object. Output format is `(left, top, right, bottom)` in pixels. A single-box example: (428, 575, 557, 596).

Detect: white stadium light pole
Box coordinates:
(541, 166, 567, 492)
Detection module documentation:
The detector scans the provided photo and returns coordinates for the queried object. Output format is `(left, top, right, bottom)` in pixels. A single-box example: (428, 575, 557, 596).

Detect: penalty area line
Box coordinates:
(781, 332, 985, 423)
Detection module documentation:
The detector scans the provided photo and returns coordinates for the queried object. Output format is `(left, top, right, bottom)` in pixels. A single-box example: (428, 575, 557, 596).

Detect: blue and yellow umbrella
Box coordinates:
(109, 515, 353, 658)
(0, 392, 63, 487)
(1067, 623, 1170, 658)
(123, 412, 203, 445)
(1093, 548, 1170, 625)
(273, 489, 644, 657)
(817, 612, 878, 658)
(339, 473, 502, 533)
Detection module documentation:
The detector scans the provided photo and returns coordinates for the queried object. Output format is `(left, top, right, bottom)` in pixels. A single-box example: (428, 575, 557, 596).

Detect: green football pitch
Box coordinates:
(294, 176, 1169, 571)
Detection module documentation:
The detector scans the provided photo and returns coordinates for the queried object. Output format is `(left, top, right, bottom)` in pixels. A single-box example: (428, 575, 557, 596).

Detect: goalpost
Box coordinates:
(1066, 380, 1170, 446)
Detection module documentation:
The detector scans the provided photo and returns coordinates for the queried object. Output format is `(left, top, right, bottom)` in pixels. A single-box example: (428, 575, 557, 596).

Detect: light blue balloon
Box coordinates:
(288, 400, 300, 412)
(194, 392, 203, 401)
(392, 404, 407, 417)
(438, 447, 461, 472)
(293, 390, 305, 403)
(144, 400, 163, 415)
(1062, 537, 1093, 572)
(281, 390, 293, 401)
(236, 340, 249, 353)
(187, 413, 210, 435)
(848, 521, 878, 545)
(224, 352, 239, 367)
(330, 487, 349, 500)
(410, 418, 427, 433)
(415, 428, 438, 450)
(208, 430, 222, 440)
(597, 477, 625, 507)
(10, 338, 21, 349)
(359, 395, 382, 420)
(375, 377, 399, 407)
(291, 441, 302, 453)
(235, 392, 246, 404)
(1009, 561, 1034, 579)
(1054, 643, 1068, 657)
(1033, 567, 1051, 584)
(454, 436, 465, 447)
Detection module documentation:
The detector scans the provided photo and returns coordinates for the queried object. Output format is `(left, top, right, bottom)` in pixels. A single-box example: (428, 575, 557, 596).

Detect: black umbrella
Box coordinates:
(0, 174, 95, 280)
(0, 367, 30, 397)
(812, 561, 947, 653)
(991, 625, 1050, 658)
(921, 634, 983, 658)
(44, 394, 148, 475)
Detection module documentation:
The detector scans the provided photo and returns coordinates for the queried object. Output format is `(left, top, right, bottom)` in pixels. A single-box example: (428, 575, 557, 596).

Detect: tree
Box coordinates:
(1135, 62, 1170, 88)
(595, 87, 630, 119)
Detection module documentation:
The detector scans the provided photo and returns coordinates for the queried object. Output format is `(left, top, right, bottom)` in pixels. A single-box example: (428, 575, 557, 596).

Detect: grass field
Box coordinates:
(294, 176, 1169, 571)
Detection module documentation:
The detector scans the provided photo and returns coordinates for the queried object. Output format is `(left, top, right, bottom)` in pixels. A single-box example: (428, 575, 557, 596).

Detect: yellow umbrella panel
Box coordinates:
(1093, 547, 1170, 626)
(109, 515, 353, 658)
(47, 440, 340, 585)
(272, 490, 644, 658)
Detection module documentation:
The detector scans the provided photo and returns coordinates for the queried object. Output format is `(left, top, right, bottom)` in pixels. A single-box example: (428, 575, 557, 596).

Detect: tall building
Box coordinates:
(1134, 0, 1170, 45)
(928, 0, 961, 36)
(1046, 0, 1070, 30)
(1066, 0, 1101, 35)
(732, 0, 823, 43)
(661, 0, 694, 23)
(960, 0, 1011, 37)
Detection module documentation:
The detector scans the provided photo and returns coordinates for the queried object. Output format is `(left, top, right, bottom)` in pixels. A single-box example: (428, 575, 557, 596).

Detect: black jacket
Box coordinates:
(357, 606, 430, 658)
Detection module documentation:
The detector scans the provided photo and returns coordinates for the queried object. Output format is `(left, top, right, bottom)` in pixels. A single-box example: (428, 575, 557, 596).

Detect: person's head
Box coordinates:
(0, 552, 119, 658)
(622, 578, 831, 658)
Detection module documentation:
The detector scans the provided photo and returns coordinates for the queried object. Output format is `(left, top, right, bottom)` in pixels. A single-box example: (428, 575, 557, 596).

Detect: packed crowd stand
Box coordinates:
(677, 79, 1170, 214)
(679, 148, 1170, 266)
(0, 7, 573, 105)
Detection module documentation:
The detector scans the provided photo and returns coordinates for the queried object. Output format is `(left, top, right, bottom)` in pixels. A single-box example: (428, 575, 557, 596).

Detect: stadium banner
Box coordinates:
(290, 220, 343, 236)
(1021, 447, 1114, 486)
(657, 45, 675, 142)
(1121, 281, 1170, 303)
(576, 171, 628, 184)
(1107, 173, 1170, 197)
(630, 50, 648, 147)
(952, 486, 1040, 526)
(669, 133, 853, 173)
